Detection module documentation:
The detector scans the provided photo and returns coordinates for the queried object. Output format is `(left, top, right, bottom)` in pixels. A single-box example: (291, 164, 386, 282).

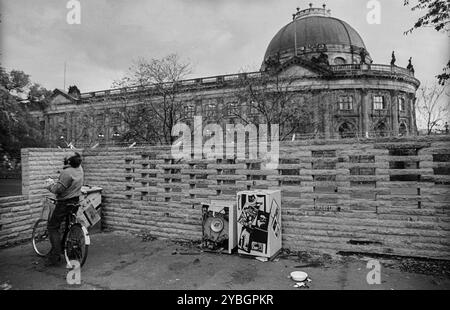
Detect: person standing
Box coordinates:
(45, 152, 84, 266)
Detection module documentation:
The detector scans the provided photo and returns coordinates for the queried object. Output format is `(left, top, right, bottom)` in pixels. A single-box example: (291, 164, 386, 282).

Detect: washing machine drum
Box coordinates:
(210, 218, 224, 232)
(203, 213, 229, 243)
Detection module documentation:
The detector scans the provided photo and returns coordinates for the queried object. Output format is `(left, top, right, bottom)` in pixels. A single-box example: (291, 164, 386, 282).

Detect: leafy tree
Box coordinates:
(0, 66, 50, 161)
(404, 0, 450, 84)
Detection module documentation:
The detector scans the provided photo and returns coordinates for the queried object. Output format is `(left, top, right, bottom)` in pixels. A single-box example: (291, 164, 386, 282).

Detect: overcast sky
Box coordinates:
(0, 0, 448, 92)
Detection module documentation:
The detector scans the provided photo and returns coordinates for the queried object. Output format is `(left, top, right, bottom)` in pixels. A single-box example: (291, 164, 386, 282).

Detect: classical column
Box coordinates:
(361, 89, 370, 137)
(391, 90, 399, 135)
(323, 92, 331, 139)
(312, 91, 320, 138)
(410, 93, 418, 135)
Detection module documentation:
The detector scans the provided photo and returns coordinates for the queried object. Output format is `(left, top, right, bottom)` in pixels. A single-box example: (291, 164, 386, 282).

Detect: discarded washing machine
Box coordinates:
(201, 200, 237, 254)
(236, 190, 281, 259)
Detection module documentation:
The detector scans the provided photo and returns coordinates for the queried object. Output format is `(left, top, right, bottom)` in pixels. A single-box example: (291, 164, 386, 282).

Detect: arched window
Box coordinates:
(374, 122, 387, 137)
(398, 97, 406, 112)
(334, 57, 346, 65)
(338, 122, 356, 138)
(399, 123, 408, 136)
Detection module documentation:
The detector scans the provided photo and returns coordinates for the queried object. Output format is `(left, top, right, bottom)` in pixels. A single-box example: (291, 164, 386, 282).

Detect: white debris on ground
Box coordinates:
(1, 282, 12, 290)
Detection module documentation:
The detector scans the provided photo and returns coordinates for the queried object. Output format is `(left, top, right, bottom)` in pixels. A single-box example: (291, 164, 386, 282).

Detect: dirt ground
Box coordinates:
(1, 231, 449, 290)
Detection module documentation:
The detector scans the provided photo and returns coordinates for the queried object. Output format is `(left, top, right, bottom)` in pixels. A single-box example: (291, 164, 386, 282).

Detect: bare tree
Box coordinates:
(112, 54, 194, 144)
(72, 104, 102, 146)
(416, 82, 449, 134)
(228, 71, 318, 141)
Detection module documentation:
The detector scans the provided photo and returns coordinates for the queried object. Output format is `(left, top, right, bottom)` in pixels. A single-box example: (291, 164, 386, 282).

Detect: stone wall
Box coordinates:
(82, 136, 450, 259)
(0, 149, 76, 247)
(1, 137, 449, 259)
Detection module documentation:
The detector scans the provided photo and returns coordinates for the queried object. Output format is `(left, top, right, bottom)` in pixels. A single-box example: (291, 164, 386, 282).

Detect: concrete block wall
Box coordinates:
(0, 195, 41, 247)
(1, 137, 449, 259)
(0, 149, 76, 247)
(81, 136, 450, 259)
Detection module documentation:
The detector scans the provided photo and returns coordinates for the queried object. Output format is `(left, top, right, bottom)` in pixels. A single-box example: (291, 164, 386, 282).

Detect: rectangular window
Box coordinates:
(195, 99, 202, 114)
(338, 96, 353, 110)
(184, 105, 195, 118)
(229, 102, 239, 115)
(373, 96, 385, 110)
(398, 97, 406, 111)
(205, 103, 216, 116)
(247, 100, 258, 115)
(110, 111, 121, 126)
(95, 114, 104, 124)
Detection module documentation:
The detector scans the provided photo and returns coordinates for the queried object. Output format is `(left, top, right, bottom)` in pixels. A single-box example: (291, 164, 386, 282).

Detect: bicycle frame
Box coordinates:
(33, 198, 91, 267)
(64, 211, 91, 245)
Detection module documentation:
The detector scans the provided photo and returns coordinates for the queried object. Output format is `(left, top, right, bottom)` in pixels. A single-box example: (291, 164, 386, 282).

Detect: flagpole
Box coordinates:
(64, 61, 67, 90)
(294, 11, 297, 56)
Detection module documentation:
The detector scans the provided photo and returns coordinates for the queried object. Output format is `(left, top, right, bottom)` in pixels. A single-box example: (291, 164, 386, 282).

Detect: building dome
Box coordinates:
(262, 6, 371, 69)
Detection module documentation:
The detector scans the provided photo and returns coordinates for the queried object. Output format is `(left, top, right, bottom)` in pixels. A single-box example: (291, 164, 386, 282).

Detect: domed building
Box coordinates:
(37, 5, 420, 145)
(259, 4, 420, 138)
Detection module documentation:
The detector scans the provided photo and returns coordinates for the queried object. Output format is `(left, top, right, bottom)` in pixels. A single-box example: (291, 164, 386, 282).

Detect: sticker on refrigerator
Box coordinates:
(238, 228, 252, 253)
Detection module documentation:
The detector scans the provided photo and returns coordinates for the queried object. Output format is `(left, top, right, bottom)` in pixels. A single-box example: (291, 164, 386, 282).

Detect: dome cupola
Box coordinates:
(262, 4, 372, 71)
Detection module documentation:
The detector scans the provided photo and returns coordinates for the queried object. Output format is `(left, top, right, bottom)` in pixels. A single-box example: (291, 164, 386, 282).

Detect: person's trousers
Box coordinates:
(47, 197, 80, 260)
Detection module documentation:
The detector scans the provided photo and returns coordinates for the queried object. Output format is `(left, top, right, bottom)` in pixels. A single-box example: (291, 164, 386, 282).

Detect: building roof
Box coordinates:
(263, 8, 367, 62)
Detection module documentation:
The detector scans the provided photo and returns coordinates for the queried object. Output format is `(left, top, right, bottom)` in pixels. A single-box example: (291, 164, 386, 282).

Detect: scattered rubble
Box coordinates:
(399, 259, 450, 277)
(255, 257, 268, 262)
(339, 252, 450, 277)
(171, 248, 202, 255)
(138, 231, 156, 242)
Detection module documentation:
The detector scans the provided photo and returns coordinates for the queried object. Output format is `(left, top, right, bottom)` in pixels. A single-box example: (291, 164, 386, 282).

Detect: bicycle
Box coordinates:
(31, 197, 90, 267)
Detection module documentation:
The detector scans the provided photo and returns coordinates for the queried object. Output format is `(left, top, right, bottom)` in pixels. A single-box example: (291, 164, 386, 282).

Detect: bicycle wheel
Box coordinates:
(32, 219, 52, 257)
(63, 224, 89, 267)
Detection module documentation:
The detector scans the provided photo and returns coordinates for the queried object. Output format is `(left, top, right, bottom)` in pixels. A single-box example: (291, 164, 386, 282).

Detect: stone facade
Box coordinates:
(32, 6, 420, 145)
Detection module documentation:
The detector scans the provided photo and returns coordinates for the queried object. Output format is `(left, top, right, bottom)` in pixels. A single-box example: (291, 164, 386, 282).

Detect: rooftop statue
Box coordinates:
(407, 57, 415, 74)
(391, 51, 396, 66)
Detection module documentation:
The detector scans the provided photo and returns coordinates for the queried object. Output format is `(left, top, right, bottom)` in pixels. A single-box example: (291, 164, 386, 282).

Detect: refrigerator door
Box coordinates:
(236, 190, 281, 258)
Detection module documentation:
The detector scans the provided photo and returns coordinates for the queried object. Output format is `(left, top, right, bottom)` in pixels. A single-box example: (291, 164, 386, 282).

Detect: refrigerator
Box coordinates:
(236, 190, 281, 259)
